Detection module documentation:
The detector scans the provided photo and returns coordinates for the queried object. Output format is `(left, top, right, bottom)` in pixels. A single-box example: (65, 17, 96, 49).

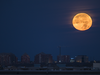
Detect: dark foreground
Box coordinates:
(0, 70, 100, 75)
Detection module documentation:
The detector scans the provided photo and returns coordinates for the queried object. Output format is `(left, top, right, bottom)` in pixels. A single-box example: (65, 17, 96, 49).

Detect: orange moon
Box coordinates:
(72, 13, 92, 31)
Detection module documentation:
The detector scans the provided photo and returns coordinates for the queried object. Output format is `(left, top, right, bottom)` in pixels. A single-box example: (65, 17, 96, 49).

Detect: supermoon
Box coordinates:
(72, 13, 92, 31)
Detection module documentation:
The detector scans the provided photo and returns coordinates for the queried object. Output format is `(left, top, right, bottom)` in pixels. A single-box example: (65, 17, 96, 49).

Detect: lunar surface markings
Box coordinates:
(72, 13, 92, 31)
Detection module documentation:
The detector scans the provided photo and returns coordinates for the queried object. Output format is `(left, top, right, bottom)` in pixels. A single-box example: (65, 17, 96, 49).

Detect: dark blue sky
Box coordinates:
(0, 0, 100, 61)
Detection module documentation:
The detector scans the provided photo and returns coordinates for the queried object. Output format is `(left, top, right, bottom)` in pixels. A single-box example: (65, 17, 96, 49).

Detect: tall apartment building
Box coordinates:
(75, 55, 89, 63)
(34, 52, 53, 64)
(21, 53, 30, 64)
(0, 53, 17, 65)
(57, 55, 70, 63)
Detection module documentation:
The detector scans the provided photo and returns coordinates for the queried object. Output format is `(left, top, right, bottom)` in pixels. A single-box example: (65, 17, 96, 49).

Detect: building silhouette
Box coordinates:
(57, 55, 70, 63)
(34, 52, 53, 64)
(75, 55, 88, 63)
(21, 53, 30, 64)
(0, 53, 17, 66)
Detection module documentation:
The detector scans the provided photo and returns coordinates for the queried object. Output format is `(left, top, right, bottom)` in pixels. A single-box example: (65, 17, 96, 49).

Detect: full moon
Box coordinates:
(72, 13, 92, 31)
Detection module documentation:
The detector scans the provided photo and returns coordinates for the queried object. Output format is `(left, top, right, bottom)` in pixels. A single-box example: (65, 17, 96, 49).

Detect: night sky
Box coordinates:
(0, 0, 100, 61)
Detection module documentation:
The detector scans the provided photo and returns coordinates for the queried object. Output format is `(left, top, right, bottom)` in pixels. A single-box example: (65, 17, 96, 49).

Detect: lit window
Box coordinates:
(59, 60, 61, 62)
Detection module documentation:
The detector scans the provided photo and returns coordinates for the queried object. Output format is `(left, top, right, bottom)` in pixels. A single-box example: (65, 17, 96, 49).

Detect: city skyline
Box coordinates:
(0, 0, 100, 61)
(0, 52, 93, 62)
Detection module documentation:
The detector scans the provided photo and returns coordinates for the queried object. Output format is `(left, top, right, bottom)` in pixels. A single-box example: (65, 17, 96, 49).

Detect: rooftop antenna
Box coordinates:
(58, 46, 61, 63)
(58, 45, 69, 63)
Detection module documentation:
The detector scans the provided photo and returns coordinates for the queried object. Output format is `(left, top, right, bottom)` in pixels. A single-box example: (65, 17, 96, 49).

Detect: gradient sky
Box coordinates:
(0, 0, 100, 61)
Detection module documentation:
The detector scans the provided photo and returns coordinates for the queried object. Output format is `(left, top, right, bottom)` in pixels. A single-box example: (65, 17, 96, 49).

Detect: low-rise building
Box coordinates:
(93, 63, 100, 70)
